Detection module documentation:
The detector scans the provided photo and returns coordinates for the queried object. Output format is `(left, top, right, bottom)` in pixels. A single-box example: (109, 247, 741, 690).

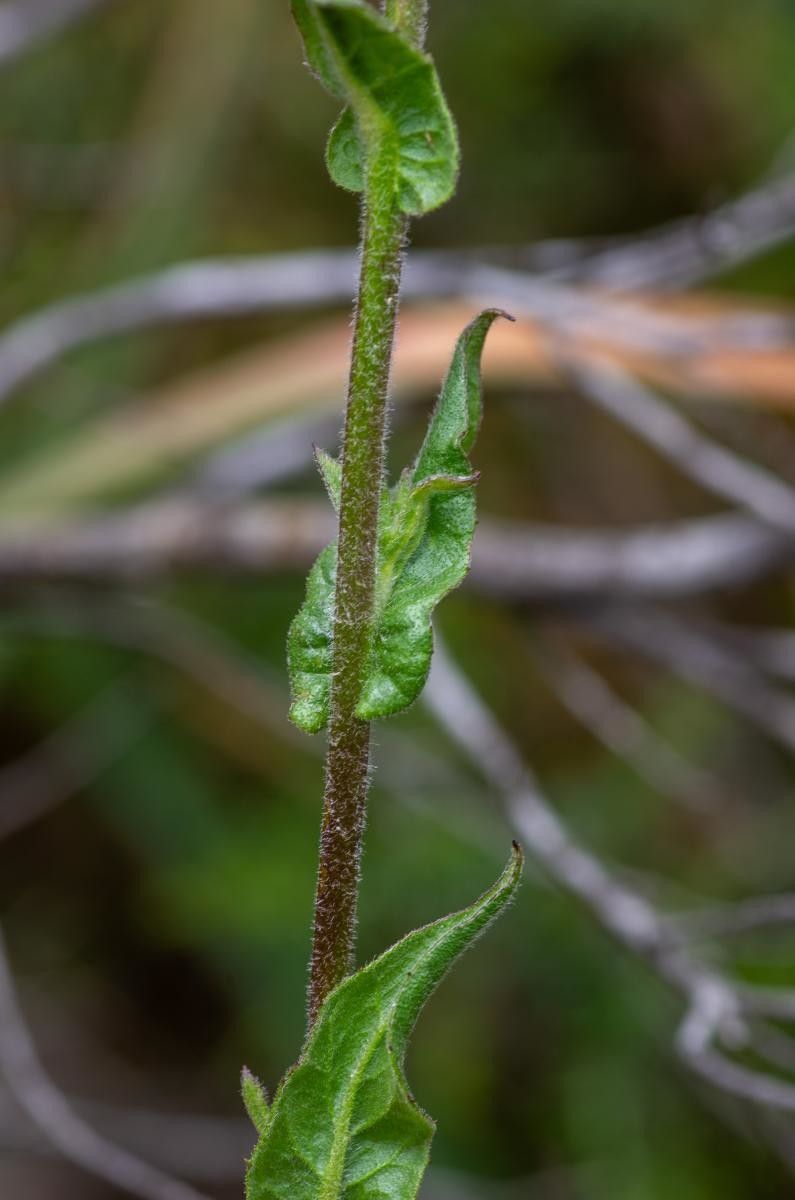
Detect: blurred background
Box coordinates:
(3, 0, 795, 1197)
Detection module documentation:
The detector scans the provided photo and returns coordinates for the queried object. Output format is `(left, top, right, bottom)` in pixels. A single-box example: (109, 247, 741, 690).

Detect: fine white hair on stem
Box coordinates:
(0, 923, 213, 1200)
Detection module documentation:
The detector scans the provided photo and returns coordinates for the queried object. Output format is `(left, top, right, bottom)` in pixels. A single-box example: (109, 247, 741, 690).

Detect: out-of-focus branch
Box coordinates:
(9, 594, 795, 1122)
(0, 1084, 252, 1182)
(194, 414, 340, 498)
(0, 498, 336, 582)
(586, 605, 795, 756)
(0, 0, 117, 66)
(0, 252, 355, 406)
(472, 512, 788, 600)
(0, 677, 152, 840)
(0, 923, 212, 1200)
(0, 499, 788, 598)
(545, 165, 795, 291)
(0, 593, 297, 742)
(674, 894, 795, 940)
(0, 1084, 574, 1194)
(751, 1025, 795, 1076)
(562, 352, 795, 536)
(1, 248, 794, 415)
(532, 638, 718, 813)
(677, 1025, 795, 1115)
(423, 638, 795, 1116)
(425, 637, 683, 964)
(704, 623, 795, 684)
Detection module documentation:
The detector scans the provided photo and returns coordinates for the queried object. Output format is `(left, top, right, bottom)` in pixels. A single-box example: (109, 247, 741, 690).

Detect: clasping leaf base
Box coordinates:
(245, 845, 523, 1200)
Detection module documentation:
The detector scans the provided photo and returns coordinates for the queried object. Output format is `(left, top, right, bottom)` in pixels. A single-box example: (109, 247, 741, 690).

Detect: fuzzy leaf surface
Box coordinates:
(287, 310, 507, 732)
(242, 1068, 271, 1138)
(357, 309, 508, 718)
(315, 446, 342, 512)
(288, 541, 337, 734)
(291, 0, 458, 214)
(245, 845, 523, 1200)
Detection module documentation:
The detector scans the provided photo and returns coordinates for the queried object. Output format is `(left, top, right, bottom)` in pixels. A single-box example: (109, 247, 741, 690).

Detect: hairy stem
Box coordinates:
(308, 0, 434, 1026)
(308, 149, 407, 1024)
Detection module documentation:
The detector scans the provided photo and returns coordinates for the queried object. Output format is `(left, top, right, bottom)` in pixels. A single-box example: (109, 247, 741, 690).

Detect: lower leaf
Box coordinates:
(245, 844, 523, 1200)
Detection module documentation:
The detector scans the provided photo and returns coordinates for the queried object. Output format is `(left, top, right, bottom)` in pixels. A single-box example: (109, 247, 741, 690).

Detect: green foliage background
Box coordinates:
(1, 1, 795, 1196)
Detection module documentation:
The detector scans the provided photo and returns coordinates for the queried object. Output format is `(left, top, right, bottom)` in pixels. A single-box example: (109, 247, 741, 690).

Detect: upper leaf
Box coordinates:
(287, 310, 509, 733)
(357, 308, 509, 719)
(245, 844, 523, 1200)
(288, 541, 337, 734)
(291, 0, 459, 214)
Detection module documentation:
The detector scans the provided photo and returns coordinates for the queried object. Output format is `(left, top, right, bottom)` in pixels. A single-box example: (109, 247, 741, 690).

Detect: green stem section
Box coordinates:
(308, 148, 407, 1024)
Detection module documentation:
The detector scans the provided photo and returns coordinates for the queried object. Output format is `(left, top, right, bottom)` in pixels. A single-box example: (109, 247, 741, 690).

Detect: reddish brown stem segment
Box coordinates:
(307, 0, 429, 1027)
(308, 173, 407, 1023)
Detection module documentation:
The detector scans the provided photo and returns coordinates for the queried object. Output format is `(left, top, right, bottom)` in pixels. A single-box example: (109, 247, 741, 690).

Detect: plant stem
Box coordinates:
(308, 0, 432, 1027)
(308, 155, 407, 1025)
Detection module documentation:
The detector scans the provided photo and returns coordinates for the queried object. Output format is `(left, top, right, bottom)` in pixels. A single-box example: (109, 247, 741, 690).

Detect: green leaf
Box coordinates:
(357, 309, 510, 719)
(245, 844, 523, 1200)
(291, 0, 459, 214)
(287, 310, 509, 733)
(242, 1068, 271, 1138)
(326, 108, 364, 194)
(314, 446, 342, 513)
(288, 541, 337, 734)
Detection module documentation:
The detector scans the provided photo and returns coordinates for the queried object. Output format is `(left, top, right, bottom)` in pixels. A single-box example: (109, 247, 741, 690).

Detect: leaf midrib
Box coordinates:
(317, 9, 393, 157)
(315, 925, 449, 1199)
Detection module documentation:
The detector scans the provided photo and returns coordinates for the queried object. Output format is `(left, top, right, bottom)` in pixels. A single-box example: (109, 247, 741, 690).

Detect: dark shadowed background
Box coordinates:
(2, 1, 795, 1197)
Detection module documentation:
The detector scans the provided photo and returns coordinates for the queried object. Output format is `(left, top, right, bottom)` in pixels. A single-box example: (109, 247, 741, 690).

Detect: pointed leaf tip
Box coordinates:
(241, 1067, 271, 1138)
(287, 309, 511, 732)
(245, 847, 522, 1200)
(314, 445, 342, 513)
(356, 308, 507, 720)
